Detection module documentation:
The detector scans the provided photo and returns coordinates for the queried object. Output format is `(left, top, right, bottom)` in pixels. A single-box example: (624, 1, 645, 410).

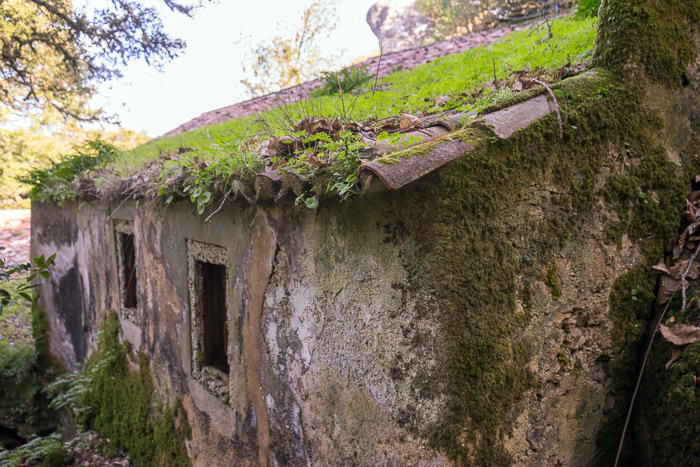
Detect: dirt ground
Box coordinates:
(0, 209, 30, 265)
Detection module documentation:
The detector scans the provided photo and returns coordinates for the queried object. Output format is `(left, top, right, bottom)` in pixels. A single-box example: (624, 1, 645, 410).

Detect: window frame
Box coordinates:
(187, 239, 231, 402)
(114, 220, 140, 324)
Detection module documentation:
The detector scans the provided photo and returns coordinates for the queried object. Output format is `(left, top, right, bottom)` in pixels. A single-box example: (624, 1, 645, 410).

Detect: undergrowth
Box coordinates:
(78, 311, 191, 467)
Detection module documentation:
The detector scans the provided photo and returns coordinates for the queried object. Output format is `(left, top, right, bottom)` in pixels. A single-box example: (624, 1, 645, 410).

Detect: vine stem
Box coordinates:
(532, 78, 563, 139)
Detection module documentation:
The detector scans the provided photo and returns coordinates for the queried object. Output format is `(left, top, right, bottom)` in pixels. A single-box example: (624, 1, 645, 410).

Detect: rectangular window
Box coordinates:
(114, 220, 139, 324)
(121, 233, 138, 309)
(187, 239, 230, 401)
(199, 261, 229, 374)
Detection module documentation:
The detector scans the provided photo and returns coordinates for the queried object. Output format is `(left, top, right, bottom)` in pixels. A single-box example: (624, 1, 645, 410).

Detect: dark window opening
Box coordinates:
(199, 261, 229, 374)
(120, 233, 138, 308)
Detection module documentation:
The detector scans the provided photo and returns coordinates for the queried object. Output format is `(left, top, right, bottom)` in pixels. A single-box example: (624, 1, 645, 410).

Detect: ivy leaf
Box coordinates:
(305, 196, 319, 210)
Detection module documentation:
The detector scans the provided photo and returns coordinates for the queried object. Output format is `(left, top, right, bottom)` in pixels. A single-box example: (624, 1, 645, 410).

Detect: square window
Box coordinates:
(187, 240, 230, 401)
(115, 221, 139, 324)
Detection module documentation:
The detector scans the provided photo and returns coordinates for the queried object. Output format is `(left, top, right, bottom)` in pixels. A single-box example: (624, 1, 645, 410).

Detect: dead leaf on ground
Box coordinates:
(400, 114, 422, 130)
(657, 275, 681, 306)
(673, 242, 682, 260)
(434, 95, 450, 106)
(687, 199, 698, 221)
(652, 262, 670, 275)
(660, 323, 700, 346)
(295, 116, 344, 137)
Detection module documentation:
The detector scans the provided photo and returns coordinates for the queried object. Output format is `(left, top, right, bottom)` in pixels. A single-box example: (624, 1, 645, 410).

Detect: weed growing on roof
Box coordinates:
(21, 17, 596, 211)
(132, 16, 595, 161)
(315, 66, 373, 96)
(19, 140, 118, 205)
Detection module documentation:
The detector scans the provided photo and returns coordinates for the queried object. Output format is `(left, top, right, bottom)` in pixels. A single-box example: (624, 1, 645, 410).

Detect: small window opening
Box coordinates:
(199, 261, 229, 374)
(120, 233, 138, 309)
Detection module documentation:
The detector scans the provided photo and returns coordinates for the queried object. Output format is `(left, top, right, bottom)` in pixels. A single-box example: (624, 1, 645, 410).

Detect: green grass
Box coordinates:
(128, 16, 595, 163)
(23, 16, 597, 209)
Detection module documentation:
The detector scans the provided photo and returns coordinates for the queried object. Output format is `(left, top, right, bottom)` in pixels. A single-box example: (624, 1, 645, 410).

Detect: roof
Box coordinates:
(162, 24, 528, 138)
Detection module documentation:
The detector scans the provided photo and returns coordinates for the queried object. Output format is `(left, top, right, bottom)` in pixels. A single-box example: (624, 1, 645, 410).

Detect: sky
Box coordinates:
(89, 0, 381, 137)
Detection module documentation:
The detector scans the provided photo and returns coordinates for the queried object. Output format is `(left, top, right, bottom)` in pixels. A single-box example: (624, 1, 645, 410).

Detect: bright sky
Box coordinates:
(90, 0, 381, 137)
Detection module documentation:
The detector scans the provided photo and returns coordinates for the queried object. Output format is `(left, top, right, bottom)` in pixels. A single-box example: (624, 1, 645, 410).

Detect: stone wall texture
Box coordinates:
(31, 163, 649, 466)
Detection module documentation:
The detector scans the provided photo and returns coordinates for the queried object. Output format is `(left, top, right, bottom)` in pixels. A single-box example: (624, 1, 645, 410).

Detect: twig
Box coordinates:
(105, 197, 131, 224)
(532, 78, 563, 139)
(492, 59, 498, 88)
(372, 39, 383, 98)
(204, 187, 234, 223)
(682, 244, 700, 311)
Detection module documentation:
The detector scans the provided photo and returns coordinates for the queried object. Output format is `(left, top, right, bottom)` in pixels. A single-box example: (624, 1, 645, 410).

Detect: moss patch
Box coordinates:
(398, 69, 660, 463)
(594, 0, 700, 87)
(644, 338, 700, 465)
(385, 47, 695, 462)
(79, 311, 191, 467)
(545, 263, 562, 300)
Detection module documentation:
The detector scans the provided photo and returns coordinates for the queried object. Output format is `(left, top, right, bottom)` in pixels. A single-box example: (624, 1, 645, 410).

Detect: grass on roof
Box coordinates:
(131, 16, 595, 161)
(23, 16, 596, 208)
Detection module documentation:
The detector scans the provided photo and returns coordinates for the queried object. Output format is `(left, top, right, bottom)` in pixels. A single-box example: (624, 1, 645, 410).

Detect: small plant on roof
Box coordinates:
(315, 66, 372, 96)
(19, 140, 118, 205)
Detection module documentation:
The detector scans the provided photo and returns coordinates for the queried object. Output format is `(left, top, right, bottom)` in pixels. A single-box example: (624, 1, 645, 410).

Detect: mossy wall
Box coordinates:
(79, 311, 191, 467)
(29, 1, 700, 463)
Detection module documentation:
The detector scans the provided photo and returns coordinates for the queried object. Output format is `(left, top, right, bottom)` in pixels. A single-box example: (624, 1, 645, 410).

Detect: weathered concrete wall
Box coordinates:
(31, 164, 649, 466)
(32, 187, 454, 465)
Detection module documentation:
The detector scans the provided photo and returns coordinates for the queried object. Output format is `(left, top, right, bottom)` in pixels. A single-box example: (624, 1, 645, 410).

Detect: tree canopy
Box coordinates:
(0, 0, 204, 122)
(240, 0, 339, 97)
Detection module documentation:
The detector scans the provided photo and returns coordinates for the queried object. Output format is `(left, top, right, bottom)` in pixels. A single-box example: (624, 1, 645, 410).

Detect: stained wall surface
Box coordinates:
(31, 168, 644, 466)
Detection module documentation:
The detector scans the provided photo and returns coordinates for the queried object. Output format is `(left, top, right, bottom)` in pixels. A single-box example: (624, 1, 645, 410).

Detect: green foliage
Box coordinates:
(645, 336, 700, 464)
(128, 17, 596, 161)
(575, 0, 601, 18)
(594, 0, 700, 87)
(603, 146, 686, 250)
(19, 140, 118, 204)
(0, 250, 54, 315)
(0, 0, 201, 121)
(79, 311, 191, 467)
(0, 341, 36, 383)
(0, 340, 52, 446)
(18, 17, 594, 213)
(0, 125, 149, 208)
(316, 66, 372, 96)
(0, 433, 68, 467)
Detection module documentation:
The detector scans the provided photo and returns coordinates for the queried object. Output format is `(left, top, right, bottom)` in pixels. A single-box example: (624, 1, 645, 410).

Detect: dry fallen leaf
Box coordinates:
(652, 262, 670, 275)
(434, 95, 450, 106)
(657, 275, 681, 306)
(660, 323, 700, 346)
(687, 199, 698, 222)
(400, 113, 422, 130)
